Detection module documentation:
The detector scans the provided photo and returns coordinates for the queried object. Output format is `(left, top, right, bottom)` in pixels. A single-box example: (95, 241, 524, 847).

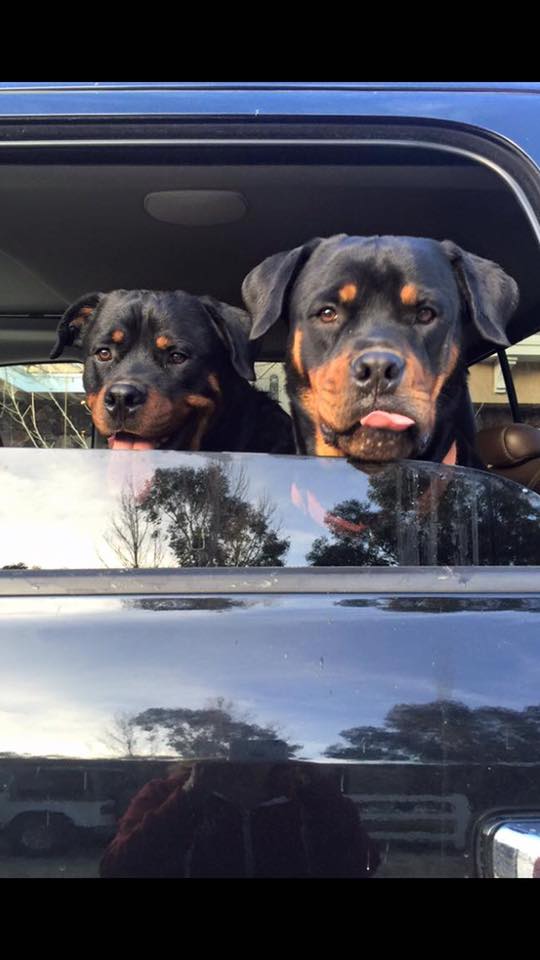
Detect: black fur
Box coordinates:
(242, 235, 519, 466)
(51, 289, 294, 454)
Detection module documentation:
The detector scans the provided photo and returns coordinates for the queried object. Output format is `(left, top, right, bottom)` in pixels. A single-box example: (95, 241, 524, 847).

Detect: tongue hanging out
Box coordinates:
(107, 432, 158, 451)
(360, 410, 416, 432)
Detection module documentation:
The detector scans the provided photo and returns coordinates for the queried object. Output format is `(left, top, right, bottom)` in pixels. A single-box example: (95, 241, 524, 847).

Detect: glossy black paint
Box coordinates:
(1, 589, 540, 876)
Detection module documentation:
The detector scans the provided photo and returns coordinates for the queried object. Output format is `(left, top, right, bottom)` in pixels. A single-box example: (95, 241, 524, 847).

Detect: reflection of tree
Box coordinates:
(126, 597, 250, 613)
(140, 463, 289, 567)
(307, 465, 540, 566)
(100, 712, 141, 758)
(325, 700, 540, 763)
(102, 481, 166, 569)
(132, 697, 301, 760)
(335, 597, 540, 614)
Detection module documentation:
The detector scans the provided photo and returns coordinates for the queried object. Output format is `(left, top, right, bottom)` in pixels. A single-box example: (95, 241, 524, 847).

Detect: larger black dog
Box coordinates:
(50, 289, 294, 453)
(242, 235, 519, 466)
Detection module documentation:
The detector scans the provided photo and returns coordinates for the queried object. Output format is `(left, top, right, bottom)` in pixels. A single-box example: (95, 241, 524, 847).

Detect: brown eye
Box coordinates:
(318, 307, 339, 323)
(96, 348, 112, 361)
(169, 352, 188, 365)
(416, 307, 436, 325)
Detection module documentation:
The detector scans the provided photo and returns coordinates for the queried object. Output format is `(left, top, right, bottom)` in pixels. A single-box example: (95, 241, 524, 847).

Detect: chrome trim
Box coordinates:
(482, 819, 540, 878)
(1, 566, 540, 597)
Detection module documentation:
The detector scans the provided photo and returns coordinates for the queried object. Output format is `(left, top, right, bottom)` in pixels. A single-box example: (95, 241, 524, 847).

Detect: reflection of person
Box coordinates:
(100, 758, 379, 879)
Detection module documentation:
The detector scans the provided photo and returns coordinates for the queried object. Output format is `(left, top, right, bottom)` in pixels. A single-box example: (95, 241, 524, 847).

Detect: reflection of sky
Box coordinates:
(0, 449, 374, 569)
(1, 449, 539, 570)
(1, 595, 540, 760)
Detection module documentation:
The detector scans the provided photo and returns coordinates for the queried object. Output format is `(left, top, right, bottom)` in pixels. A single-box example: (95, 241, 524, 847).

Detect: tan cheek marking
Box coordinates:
(185, 395, 217, 451)
(298, 386, 343, 457)
(308, 352, 357, 431)
(156, 335, 173, 350)
(400, 283, 418, 306)
(208, 374, 221, 395)
(291, 329, 304, 377)
(430, 342, 460, 406)
(111, 329, 124, 344)
(339, 283, 358, 304)
(87, 386, 111, 436)
(185, 394, 214, 410)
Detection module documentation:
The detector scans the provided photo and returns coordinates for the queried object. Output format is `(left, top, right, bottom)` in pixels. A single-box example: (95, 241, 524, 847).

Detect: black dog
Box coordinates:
(242, 235, 519, 466)
(50, 290, 294, 453)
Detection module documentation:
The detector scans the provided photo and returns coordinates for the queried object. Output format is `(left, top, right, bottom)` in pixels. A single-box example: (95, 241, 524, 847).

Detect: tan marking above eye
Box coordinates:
(400, 283, 419, 306)
(339, 283, 358, 304)
(156, 335, 173, 350)
(111, 329, 125, 343)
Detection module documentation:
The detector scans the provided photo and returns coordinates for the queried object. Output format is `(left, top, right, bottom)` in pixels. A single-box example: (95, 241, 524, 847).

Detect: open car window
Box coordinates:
(471, 335, 540, 430)
(1, 450, 539, 571)
(0, 363, 89, 448)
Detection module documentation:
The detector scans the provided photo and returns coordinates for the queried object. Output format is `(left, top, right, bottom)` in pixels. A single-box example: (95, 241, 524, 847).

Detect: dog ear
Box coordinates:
(242, 237, 326, 341)
(440, 241, 519, 347)
(199, 296, 256, 381)
(50, 293, 103, 359)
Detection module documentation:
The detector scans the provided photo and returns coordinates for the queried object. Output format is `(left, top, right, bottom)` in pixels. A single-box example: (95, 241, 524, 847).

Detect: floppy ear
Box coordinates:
(199, 295, 256, 381)
(50, 292, 103, 360)
(440, 240, 519, 347)
(241, 237, 325, 341)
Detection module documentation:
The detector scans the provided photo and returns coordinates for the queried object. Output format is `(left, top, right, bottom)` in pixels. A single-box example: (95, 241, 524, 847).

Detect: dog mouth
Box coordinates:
(321, 409, 416, 442)
(107, 431, 170, 451)
(320, 407, 423, 461)
(359, 410, 416, 431)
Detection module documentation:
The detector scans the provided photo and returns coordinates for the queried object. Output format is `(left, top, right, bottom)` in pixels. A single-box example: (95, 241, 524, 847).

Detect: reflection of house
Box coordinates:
(469, 336, 540, 429)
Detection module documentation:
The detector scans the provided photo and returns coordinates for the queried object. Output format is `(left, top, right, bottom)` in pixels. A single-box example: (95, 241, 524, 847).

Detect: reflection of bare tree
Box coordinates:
(100, 712, 142, 758)
(102, 481, 167, 569)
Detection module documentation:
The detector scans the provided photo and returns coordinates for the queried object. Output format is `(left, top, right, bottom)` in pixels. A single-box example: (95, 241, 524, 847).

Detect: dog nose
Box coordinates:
(351, 351, 405, 394)
(104, 382, 147, 415)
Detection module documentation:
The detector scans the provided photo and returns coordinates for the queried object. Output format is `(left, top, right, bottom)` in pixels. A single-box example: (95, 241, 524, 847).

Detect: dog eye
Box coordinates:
(317, 307, 339, 323)
(169, 352, 188, 364)
(95, 348, 112, 361)
(416, 307, 436, 325)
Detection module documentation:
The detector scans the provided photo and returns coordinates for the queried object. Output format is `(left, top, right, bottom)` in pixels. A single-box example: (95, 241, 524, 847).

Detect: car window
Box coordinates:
(254, 361, 290, 414)
(0, 363, 90, 448)
(470, 335, 540, 430)
(0, 450, 539, 570)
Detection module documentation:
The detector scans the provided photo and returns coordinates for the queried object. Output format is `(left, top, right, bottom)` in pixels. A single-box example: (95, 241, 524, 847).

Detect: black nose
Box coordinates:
(351, 351, 405, 394)
(104, 382, 147, 415)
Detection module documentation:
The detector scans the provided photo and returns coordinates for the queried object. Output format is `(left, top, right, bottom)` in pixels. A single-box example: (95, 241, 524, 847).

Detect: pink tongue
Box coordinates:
(360, 410, 416, 431)
(108, 435, 156, 451)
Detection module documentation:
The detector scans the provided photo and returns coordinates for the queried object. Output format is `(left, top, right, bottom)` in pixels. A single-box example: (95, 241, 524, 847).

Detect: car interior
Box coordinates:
(0, 143, 539, 490)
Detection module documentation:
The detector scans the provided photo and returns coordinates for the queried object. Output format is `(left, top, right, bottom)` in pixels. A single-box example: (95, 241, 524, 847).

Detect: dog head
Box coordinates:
(242, 235, 518, 460)
(51, 289, 254, 450)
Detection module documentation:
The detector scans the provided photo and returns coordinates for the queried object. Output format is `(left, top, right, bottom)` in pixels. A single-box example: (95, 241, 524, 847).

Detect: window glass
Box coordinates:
(0, 450, 538, 570)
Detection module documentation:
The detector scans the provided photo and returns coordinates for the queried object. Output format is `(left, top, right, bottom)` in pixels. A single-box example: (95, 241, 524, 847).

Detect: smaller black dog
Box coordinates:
(50, 289, 294, 453)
